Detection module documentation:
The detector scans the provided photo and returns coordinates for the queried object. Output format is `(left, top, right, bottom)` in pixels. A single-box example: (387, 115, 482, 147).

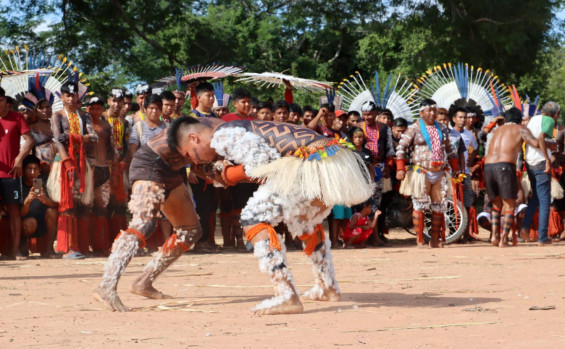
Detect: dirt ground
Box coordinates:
(1, 228, 564, 349)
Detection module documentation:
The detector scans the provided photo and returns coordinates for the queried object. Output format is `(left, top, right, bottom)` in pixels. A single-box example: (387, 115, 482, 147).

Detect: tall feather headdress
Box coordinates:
(237, 72, 332, 93)
(416, 63, 510, 117)
(336, 71, 419, 122)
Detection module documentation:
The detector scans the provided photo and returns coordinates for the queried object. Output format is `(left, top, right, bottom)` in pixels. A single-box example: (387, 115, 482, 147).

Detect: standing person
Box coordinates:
(50, 81, 98, 259)
(188, 82, 220, 252)
(0, 87, 34, 259)
(396, 99, 459, 248)
(300, 106, 316, 126)
(306, 103, 336, 137)
(128, 94, 167, 160)
(104, 88, 130, 244)
(484, 107, 541, 247)
(172, 90, 187, 118)
(273, 100, 290, 123)
(86, 96, 120, 255)
(160, 91, 178, 123)
(121, 90, 133, 118)
(519, 102, 559, 246)
(346, 110, 361, 130)
(130, 84, 152, 124)
(391, 117, 408, 149)
(450, 107, 479, 242)
(221, 88, 253, 122)
(189, 83, 218, 119)
(359, 101, 396, 244)
(169, 117, 374, 315)
(288, 103, 302, 124)
(256, 102, 273, 121)
(220, 88, 257, 251)
(30, 99, 57, 175)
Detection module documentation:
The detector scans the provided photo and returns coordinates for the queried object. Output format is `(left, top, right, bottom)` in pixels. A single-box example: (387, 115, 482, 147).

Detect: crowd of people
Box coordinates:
(0, 77, 563, 262)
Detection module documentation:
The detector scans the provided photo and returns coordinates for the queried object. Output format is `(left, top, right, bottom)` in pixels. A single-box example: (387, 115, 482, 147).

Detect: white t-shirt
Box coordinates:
(455, 128, 478, 174)
(526, 114, 555, 166)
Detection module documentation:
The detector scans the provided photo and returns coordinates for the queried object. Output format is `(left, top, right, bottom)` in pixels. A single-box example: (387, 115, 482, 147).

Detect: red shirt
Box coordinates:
(0, 111, 30, 178)
(221, 113, 253, 122)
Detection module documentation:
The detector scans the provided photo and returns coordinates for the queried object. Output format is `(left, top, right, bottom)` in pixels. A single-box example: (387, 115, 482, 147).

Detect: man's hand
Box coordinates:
(24, 189, 37, 205)
(396, 169, 405, 181)
(35, 188, 48, 204)
(187, 171, 199, 184)
(8, 159, 23, 178)
(544, 161, 551, 174)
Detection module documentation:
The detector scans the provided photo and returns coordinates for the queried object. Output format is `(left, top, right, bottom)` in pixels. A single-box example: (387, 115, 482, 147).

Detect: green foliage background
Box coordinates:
(1, 0, 565, 117)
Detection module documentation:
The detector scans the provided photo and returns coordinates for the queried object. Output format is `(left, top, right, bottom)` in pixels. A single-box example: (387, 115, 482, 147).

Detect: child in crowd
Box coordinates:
(288, 103, 302, 124)
(256, 102, 273, 121)
(349, 126, 374, 179)
(345, 201, 381, 248)
(301, 105, 316, 125)
(273, 100, 290, 122)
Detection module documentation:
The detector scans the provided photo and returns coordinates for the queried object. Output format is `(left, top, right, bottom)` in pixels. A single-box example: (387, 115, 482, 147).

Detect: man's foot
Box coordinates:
(519, 229, 533, 242)
(499, 235, 511, 248)
(538, 240, 552, 247)
(129, 281, 172, 299)
(40, 251, 60, 259)
(252, 295, 304, 315)
(301, 285, 341, 301)
(92, 286, 130, 312)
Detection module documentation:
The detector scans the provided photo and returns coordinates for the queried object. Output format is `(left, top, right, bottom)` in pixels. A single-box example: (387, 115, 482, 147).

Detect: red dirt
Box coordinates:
(1, 229, 564, 348)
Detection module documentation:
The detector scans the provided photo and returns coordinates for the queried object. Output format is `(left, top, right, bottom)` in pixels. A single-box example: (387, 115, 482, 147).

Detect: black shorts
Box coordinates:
(129, 146, 183, 196)
(0, 177, 22, 204)
(484, 162, 518, 200)
(230, 183, 259, 210)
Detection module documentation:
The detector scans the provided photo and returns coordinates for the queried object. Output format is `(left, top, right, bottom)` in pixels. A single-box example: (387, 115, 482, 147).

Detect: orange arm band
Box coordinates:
(449, 158, 460, 172)
(385, 156, 394, 168)
(222, 164, 249, 186)
(396, 159, 406, 171)
(485, 120, 497, 132)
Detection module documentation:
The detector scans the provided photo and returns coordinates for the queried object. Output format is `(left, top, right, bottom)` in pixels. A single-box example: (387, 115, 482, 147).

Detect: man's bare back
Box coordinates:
(485, 124, 538, 165)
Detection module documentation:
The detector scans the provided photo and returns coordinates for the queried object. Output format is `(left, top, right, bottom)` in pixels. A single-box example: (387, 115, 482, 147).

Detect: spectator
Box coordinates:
(256, 102, 273, 121)
(18, 155, 58, 258)
(520, 101, 559, 246)
(301, 105, 316, 126)
(0, 86, 34, 259)
(273, 100, 290, 123)
(288, 103, 302, 124)
(346, 110, 361, 129)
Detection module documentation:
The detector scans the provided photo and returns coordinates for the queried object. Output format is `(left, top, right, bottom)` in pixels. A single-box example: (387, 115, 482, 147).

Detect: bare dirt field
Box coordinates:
(1, 229, 564, 349)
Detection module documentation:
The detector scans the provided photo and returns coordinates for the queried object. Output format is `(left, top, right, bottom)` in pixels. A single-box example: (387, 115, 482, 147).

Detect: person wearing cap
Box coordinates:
(396, 99, 459, 248)
(130, 84, 152, 124)
(50, 81, 99, 259)
(85, 95, 120, 255)
(359, 100, 396, 245)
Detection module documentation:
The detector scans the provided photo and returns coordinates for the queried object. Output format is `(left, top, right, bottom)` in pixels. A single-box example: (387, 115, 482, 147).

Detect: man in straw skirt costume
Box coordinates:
(396, 99, 460, 248)
(169, 117, 374, 314)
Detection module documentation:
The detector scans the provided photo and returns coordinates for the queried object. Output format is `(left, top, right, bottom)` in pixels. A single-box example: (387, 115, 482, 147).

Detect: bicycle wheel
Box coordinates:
(423, 197, 468, 244)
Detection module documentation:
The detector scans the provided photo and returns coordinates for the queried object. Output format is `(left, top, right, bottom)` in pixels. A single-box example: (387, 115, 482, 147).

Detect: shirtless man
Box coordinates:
(51, 81, 98, 259)
(169, 117, 374, 315)
(484, 107, 542, 247)
(92, 119, 219, 311)
(121, 90, 133, 118)
(86, 96, 120, 254)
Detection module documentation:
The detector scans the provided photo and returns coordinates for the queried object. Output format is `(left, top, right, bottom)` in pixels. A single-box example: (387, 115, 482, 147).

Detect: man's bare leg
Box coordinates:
(246, 227, 303, 315)
(92, 181, 163, 311)
(42, 208, 58, 258)
(491, 206, 502, 246)
(130, 184, 202, 299)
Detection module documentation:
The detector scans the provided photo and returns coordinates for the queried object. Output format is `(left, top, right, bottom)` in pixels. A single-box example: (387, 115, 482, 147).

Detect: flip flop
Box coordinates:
(63, 251, 86, 260)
